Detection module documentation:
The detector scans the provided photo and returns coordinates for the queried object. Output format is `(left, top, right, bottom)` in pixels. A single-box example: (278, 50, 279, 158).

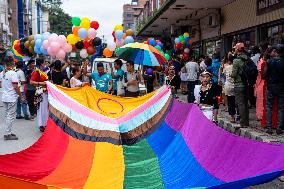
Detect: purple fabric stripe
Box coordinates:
(165, 100, 284, 182)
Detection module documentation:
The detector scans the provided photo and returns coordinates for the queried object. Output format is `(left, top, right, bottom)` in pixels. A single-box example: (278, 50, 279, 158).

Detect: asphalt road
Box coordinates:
(0, 92, 283, 188)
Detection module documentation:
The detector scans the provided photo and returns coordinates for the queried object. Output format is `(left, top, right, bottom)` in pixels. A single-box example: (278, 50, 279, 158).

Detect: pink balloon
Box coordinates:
(64, 43, 72, 53)
(49, 33, 58, 43)
(47, 47, 56, 57)
(116, 39, 124, 48)
(50, 42, 60, 53)
(42, 40, 49, 49)
(56, 49, 66, 60)
(87, 28, 97, 39)
(58, 35, 67, 47)
(80, 49, 88, 58)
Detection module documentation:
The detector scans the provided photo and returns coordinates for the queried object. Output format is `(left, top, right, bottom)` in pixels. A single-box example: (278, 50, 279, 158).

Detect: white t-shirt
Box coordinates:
(0, 70, 19, 102)
(185, 61, 199, 81)
(70, 77, 82, 88)
(15, 69, 26, 93)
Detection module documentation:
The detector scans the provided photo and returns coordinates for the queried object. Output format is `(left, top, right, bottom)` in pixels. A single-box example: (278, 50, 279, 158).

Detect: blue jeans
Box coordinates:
(16, 92, 29, 118)
(266, 85, 284, 130)
(187, 81, 197, 103)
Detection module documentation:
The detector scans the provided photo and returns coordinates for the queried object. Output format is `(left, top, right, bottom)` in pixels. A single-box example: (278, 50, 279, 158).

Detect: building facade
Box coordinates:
(136, 0, 284, 57)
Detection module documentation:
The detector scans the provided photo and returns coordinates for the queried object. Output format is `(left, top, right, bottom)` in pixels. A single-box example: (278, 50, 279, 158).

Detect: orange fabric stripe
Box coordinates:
(37, 136, 95, 189)
(0, 174, 47, 189)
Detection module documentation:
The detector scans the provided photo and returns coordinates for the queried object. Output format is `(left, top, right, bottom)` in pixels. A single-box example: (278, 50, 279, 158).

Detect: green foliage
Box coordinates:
(42, 0, 72, 36)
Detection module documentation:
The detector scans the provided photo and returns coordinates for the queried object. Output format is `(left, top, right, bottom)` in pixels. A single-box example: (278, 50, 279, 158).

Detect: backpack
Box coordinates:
(239, 57, 258, 86)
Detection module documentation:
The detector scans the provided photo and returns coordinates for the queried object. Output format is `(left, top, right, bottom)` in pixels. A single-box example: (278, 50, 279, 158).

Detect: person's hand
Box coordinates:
(82, 82, 89, 87)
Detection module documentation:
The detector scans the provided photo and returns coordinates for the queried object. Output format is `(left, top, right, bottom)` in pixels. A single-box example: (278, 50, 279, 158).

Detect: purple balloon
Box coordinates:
(146, 68, 153, 75)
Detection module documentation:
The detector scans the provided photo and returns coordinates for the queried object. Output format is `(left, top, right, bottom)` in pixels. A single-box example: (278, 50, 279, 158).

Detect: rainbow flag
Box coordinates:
(0, 82, 283, 189)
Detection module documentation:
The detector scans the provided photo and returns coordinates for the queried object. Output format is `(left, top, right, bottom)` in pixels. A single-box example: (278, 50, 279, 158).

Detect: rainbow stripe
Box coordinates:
(0, 82, 283, 189)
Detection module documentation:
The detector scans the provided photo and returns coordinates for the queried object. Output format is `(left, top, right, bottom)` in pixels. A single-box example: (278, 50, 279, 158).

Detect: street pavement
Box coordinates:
(0, 91, 283, 188)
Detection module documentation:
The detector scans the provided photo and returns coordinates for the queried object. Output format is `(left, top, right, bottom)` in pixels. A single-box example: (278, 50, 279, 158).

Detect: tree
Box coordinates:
(42, 0, 72, 36)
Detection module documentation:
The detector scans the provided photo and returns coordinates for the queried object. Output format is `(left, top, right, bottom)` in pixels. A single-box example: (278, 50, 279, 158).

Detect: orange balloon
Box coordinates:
(87, 46, 96, 55)
(103, 48, 113, 58)
(123, 33, 127, 39)
(72, 26, 81, 36)
(189, 39, 193, 45)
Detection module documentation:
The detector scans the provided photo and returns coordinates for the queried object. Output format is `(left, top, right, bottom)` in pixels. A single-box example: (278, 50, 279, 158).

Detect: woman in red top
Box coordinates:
(30, 58, 48, 132)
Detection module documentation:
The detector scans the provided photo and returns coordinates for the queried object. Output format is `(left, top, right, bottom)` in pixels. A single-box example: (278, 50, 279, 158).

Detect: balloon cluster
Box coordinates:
(12, 36, 38, 60)
(103, 24, 135, 58)
(174, 32, 193, 61)
(67, 17, 100, 58)
(143, 38, 170, 61)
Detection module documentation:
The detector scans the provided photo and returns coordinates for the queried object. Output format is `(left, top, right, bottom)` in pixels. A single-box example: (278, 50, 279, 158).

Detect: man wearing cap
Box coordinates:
(231, 43, 250, 128)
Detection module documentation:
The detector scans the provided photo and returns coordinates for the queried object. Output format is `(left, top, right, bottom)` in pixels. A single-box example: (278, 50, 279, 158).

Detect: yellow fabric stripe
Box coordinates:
(57, 85, 156, 118)
(83, 143, 125, 189)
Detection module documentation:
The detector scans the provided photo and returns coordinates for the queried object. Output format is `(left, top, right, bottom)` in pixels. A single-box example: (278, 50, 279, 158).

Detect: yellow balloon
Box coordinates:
(67, 34, 79, 45)
(114, 24, 123, 31)
(183, 32, 189, 38)
(81, 20, 90, 29)
(81, 17, 90, 23)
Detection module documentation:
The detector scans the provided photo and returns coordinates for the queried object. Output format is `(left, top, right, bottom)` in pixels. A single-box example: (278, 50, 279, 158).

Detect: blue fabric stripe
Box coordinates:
(147, 122, 224, 189)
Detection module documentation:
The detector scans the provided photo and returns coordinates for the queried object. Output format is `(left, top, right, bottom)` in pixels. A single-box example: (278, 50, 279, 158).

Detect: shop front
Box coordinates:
(260, 19, 284, 46)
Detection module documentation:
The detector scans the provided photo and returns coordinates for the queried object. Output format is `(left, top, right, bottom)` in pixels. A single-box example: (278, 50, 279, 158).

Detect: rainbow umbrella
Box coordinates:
(115, 42, 166, 66)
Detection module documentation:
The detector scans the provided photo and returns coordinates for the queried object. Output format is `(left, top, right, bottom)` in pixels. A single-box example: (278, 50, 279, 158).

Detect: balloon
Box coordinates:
(72, 26, 80, 36)
(34, 34, 43, 41)
(116, 39, 124, 48)
(58, 35, 67, 47)
(81, 18, 90, 29)
(80, 49, 88, 58)
(29, 46, 34, 54)
(144, 41, 148, 44)
(40, 46, 48, 55)
(47, 47, 54, 57)
(149, 39, 156, 46)
(184, 48, 190, 54)
(28, 35, 34, 41)
(165, 54, 170, 61)
(174, 38, 179, 44)
(124, 36, 134, 44)
(179, 35, 184, 42)
(87, 46, 96, 55)
(87, 28, 97, 39)
(78, 28, 88, 39)
(155, 45, 161, 51)
(115, 30, 124, 40)
(50, 42, 60, 53)
(103, 48, 113, 58)
(35, 39, 42, 48)
(176, 43, 182, 49)
(184, 37, 190, 42)
(75, 41, 84, 49)
(64, 43, 72, 53)
(157, 42, 163, 49)
(42, 40, 49, 49)
(126, 29, 134, 36)
(92, 37, 102, 47)
(114, 24, 123, 31)
(146, 68, 153, 75)
(56, 50, 66, 60)
(83, 40, 90, 49)
(90, 21, 99, 30)
(67, 34, 79, 45)
(72, 17, 81, 26)
(30, 40, 35, 47)
(24, 41, 30, 49)
(123, 33, 127, 39)
(189, 39, 193, 45)
(107, 41, 116, 51)
(183, 32, 190, 38)
(49, 33, 58, 43)
(34, 47, 41, 55)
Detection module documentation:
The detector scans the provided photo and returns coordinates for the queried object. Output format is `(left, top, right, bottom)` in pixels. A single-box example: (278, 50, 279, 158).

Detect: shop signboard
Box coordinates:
(257, 0, 284, 15)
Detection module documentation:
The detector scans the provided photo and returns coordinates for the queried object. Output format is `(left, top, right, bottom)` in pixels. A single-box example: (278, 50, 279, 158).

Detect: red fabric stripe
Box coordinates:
(0, 117, 69, 181)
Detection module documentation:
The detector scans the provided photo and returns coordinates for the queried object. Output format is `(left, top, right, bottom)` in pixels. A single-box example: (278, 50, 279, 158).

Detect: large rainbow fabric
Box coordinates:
(0, 82, 284, 189)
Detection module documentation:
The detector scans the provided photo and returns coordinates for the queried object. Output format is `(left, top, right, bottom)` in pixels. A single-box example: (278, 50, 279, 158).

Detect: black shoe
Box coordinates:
(276, 130, 283, 135)
(16, 116, 24, 119)
(4, 134, 18, 140)
(24, 116, 31, 120)
(39, 126, 45, 132)
(266, 129, 273, 135)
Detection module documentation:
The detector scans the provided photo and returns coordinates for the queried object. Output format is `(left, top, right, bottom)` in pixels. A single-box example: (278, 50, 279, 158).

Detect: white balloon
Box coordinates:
(184, 48, 190, 54)
(107, 41, 116, 51)
(80, 49, 88, 58)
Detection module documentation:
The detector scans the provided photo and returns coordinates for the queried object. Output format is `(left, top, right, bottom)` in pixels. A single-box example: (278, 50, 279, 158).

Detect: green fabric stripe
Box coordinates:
(123, 140, 164, 189)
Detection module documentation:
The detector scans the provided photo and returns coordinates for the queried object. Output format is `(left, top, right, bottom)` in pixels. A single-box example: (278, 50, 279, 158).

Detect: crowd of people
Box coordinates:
(166, 42, 284, 135)
(0, 42, 283, 140)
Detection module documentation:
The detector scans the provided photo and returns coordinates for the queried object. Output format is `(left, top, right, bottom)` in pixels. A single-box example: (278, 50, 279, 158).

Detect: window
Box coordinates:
(156, 0, 160, 10)
(127, 14, 132, 18)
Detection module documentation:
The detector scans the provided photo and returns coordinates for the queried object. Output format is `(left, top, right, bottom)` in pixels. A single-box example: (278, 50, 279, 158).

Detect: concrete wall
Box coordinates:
(221, 0, 284, 35)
